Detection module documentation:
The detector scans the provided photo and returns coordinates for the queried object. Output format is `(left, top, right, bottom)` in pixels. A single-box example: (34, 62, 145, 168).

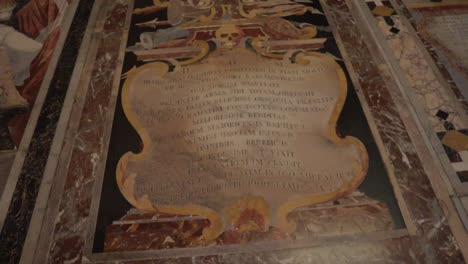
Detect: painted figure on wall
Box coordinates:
(0, 0, 71, 148)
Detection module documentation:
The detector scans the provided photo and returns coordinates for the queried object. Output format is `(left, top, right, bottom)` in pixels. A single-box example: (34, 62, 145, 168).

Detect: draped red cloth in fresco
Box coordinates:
(8, 0, 60, 145)
(15, 0, 59, 38)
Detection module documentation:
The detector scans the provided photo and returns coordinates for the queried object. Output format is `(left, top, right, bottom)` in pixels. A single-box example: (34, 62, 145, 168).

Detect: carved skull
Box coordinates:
(215, 25, 243, 49)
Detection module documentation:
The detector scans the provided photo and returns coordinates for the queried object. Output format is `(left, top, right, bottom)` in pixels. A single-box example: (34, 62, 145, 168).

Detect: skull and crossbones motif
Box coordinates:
(215, 24, 244, 49)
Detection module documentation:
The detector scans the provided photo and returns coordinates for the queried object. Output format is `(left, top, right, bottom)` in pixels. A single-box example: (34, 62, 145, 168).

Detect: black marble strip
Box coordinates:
(0, 0, 96, 263)
(0, 121, 15, 151)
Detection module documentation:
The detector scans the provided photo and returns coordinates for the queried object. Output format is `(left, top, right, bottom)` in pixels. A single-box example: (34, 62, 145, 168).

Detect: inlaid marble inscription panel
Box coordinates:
(90, 0, 404, 257)
(119, 49, 367, 238)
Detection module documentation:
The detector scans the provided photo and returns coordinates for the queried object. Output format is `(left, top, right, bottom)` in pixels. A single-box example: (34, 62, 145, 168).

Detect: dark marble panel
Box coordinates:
(0, 121, 15, 150)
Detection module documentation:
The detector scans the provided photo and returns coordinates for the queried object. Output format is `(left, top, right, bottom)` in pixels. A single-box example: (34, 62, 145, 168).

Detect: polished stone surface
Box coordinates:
(42, 0, 463, 262)
(1, 0, 468, 263)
